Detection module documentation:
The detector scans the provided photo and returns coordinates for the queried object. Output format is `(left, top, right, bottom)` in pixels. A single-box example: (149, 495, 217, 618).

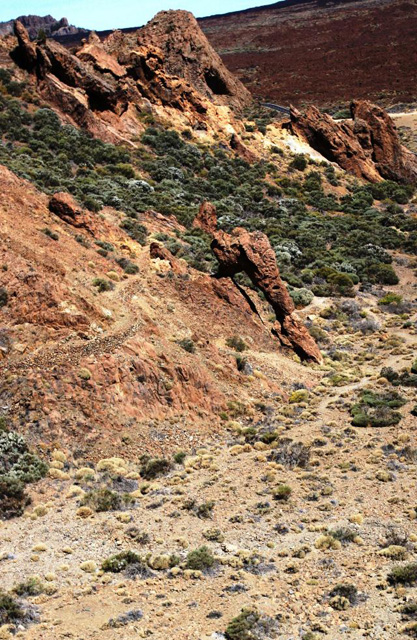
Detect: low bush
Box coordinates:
(0, 426, 48, 519)
(13, 577, 45, 597)
(81, 488, 133, 512)
(387, 563, 417, 585)
(0, 287, 8, 308)
(0, 590, 23, 625)
(350, 389, 405, 427)
(268, 439, 310, 468)
(273, 484, 292, 501)
(92, 278, 115, 292)
(102, 550, 143, 573)
(139, 456, 171, 480)
(226, 335, 247, 352)
(185, 546, 215, 571)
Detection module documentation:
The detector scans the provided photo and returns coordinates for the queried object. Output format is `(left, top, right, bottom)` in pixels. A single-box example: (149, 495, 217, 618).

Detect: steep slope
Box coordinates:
(0, 164, 318, 458)
(200, 0, 417, 107)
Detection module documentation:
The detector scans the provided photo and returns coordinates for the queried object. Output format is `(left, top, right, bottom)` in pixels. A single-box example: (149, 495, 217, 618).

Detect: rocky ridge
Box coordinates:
(0, 14, 84, 39)
(11, 12, 251, 144)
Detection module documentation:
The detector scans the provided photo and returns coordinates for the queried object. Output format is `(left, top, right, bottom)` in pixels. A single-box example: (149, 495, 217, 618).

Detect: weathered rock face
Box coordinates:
(194, 203, 322, 363)
(351, 100, 417, 184)
(11, 13, 251, 141)
(289, 105, 382, 183)
(289, 101, 417, 184)
(49, 192, 87, 228)
(129, 10, 252, 109)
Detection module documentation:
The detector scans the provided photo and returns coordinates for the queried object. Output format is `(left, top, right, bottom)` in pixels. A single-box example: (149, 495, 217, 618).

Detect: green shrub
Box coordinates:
(387, 563, 417, 585)
(0, 287, 8, 308)
(225, 609, 260, 640)
(273, 484, 292, 501)
(13, 576, 45, 597)
(350, 389, 405, 427)
(173, 451, 186, 465)
(290, 287, 314, 308)
(42, 227, 59, 241)
(0, 427, 48, 519)
(140, 456, 171, 480)
(92, 278, 115, 292)
(226, 335, 247, 352)
(366, 263, 399, 285)
(115, 257, 139, 274)
(290, 154, 308, 171)
(0, 591, 23, 625)
(81, 488, 133, 512)
(177, 338, 195, 353)
(102, 550, 142, 573)
(378, 292, 403, 306)
(185, 546, 215, 571)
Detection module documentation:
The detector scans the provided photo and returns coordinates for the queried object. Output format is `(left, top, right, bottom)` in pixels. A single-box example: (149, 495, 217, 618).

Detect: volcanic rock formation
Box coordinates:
(11, 12, 251, 142)
(0, 14, 83, 39)
(194, 202, 322, 363)
(289, 101, 417, 184)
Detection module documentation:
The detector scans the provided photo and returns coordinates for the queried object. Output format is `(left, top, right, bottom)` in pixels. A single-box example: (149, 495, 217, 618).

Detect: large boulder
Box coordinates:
(289, 101, 417, 185)
(351, 100, 417, 184)
(194, 202, 322, 363)
(289, 104, 381, 183)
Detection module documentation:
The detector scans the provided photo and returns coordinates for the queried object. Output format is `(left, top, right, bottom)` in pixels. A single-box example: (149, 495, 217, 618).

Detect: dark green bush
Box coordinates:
(0, 427, 48, 519)
(0, 591, 23, 625)
(290, 154, 308, 171)
(102, 550, 142, 573)
(139, 456, 171, 480)
(387, 563, 417, 585)
(350, 389, 405, 427)
(92, 278, 115, 292)
(226, 335, 247, 352)
(173, 451, 186, 465)
(185, 546, 215, 571)
(273, 484, 292, 501)
(177, 338, 196, 353)
(81, 488, 133, 512)
(0, 287, 8, 308)
(13, 577, 45, 597)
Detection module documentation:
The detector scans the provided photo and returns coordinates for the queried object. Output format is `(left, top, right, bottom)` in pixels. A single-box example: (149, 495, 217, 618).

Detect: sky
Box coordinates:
(0, 0, 279, 30)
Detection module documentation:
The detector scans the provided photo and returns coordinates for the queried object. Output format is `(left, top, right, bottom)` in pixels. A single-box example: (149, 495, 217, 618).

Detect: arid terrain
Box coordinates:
(200, 0, 417, 108)
(0, 8, 416, 640)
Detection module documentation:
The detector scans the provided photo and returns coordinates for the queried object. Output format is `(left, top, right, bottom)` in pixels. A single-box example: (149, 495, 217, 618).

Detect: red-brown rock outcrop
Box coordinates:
(49, 192, 91, 229)
(289, 101, 417, 184)
(351, 100, 417, 184)
(149, 242, 187, 275)
(194, 202, 322, 363)
(11, 13, 251, 141)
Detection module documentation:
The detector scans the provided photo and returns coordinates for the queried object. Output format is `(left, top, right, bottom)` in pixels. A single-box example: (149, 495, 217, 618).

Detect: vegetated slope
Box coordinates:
(199, 0, 417, 108)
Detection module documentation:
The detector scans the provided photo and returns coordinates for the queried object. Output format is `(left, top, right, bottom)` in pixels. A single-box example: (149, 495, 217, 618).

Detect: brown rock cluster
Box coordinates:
(194, 202, 322, 363)
(289, 101, 417, 184)
(11, 11, 251, 140)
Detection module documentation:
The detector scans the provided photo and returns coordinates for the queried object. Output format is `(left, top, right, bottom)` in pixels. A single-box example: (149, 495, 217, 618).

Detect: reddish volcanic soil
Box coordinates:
(199, 0, 417, 108)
